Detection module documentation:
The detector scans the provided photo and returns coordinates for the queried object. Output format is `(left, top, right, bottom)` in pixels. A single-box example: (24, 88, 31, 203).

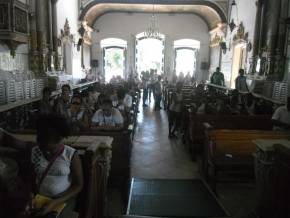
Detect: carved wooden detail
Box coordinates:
(14, 7, 28, 33)
(0, 0, 29, 57)
(0, 3, 9, 30)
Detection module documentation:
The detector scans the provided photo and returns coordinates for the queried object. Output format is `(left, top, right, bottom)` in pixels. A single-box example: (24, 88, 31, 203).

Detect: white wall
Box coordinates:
(0, 44, 29, 72)
(92, 12, 210, 82)
(219, 0, 256, 86)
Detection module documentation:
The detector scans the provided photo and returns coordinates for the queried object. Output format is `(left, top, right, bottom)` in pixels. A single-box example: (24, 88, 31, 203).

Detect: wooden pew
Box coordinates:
(272, 144, 290, 218)
(0, 131, 112, 218)
(80, 127, 133, 203)
(11, 125, 133, 204)
(187, 113, 273, 160)
(203, 128, 290, 192)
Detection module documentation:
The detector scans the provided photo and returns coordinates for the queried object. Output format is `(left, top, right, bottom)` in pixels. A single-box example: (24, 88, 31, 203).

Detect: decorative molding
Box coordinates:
(233, 22, 249, 42)
(81, 20, 93, 45)
(210, 33, 222, 47)
(60, 19, 73, 42)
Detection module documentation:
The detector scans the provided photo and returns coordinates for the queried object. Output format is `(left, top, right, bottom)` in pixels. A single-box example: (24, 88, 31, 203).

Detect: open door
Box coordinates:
(103, 46, 126, 82)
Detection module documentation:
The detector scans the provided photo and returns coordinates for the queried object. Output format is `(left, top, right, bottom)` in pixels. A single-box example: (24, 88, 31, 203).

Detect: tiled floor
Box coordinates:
(131, 100, 198, 179)
(108, 97, 256, 217)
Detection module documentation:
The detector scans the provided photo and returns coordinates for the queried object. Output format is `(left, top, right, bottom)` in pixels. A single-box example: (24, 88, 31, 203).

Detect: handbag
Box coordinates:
(29, 145, 66, 218)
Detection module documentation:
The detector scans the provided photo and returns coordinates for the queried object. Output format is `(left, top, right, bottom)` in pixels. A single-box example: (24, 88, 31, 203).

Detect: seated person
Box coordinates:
(110, 89, 119, 107)
(272, 97, 290, 130)
(229, 95, 241, 115)
(68, 94, 89, 133)
(91, 98, 124, 131)
(123, 90, 133, 111)
(216, 98, 231, 115)
(39, 87, 53, 115)
(245, 93, 256, 115)
(87, 86, 100, 112)
(29, 114, 83, 217)
(54, 84, 71, 119)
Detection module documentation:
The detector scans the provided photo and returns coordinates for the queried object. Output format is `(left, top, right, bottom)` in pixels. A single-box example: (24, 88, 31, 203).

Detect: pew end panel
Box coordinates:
(204, 129, 290, 192)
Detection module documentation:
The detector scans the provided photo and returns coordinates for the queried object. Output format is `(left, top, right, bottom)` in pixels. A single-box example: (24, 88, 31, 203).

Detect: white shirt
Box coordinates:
(31, 145, 76, 198)
(272, 106, 290, 130)
(91, 108, 124, 126)
(123, 94, 133, 108)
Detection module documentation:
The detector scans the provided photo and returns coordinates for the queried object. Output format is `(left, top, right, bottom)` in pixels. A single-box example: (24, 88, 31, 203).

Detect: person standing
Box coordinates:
(168, 82, 183, 138)
(235, 69, 249, 92)
(154, 76, 162, 111)
(210, 67, 225, 86)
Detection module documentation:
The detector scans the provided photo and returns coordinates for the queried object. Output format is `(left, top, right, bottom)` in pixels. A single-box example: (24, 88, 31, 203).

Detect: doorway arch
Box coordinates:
(174, 39, 200, 77)
(135, 32, 165, 76)
(100, 38, 127, 82)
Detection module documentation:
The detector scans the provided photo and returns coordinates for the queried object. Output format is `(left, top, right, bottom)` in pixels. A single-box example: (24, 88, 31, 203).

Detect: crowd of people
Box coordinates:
(39, 82, 137, 134)
(2, 67, 290, 218)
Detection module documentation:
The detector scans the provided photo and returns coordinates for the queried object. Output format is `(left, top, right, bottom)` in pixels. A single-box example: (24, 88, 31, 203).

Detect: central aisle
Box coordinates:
(131, 100, 198, 179)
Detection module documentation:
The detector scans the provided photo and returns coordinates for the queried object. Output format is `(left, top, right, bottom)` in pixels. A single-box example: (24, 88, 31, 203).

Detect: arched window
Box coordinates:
(174, 39, 200, 77)
(101, 38, 127, 82)
(135, 32, 165, 76)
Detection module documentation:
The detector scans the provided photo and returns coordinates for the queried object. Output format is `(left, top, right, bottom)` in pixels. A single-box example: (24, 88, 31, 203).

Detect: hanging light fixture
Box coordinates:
(229, 0, 239, 32)
(145, 0, 160, 39)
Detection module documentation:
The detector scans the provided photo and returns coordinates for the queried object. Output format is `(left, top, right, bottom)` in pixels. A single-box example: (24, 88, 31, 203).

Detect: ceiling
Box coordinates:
(79, 0, 228, 30)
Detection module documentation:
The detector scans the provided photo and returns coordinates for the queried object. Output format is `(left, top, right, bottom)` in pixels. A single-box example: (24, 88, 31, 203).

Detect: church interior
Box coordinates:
(0, 0, 290, 218)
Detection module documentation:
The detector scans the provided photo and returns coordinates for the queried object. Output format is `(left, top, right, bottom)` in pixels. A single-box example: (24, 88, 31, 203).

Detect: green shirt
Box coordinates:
(210, 71, 225, 86)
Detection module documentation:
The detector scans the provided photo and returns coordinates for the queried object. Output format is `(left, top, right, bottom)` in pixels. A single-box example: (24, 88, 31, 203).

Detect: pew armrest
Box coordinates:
(128, 124, 134, 131)
(203, 122, 213, 131)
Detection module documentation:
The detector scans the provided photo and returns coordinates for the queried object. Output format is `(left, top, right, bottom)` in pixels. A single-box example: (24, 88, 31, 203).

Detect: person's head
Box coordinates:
(61, 84, 71, 101)
(216, 67, 220, 72)
(239, 69, 245, 76)
(158, 75, 162, 81)
(101, 98, 113, 116)
(71, 94, 82, 111)
(287, 97, 290, 111)
(117, 88, 126, 100)
(42, 87, 51, 101)
(36, 114, 71, 154)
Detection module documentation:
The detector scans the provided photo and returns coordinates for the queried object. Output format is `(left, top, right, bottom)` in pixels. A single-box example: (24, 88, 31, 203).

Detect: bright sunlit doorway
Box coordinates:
(101, 38, 127, 82)
(135, 32, 165, 75)
(174, 39, 200, 77)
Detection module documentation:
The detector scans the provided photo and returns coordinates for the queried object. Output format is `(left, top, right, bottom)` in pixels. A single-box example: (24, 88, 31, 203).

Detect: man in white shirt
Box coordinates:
(91, 98, 124, 131)
(272, 97, 290, 130)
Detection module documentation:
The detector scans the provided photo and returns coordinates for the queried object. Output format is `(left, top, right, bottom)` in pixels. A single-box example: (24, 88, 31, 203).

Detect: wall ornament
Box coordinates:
(233, 22, 248, 42)
(210, 34, 222, 47)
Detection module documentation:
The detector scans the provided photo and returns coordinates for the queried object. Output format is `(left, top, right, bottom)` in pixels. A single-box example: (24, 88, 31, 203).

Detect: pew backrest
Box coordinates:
(207, 130, 290, 160)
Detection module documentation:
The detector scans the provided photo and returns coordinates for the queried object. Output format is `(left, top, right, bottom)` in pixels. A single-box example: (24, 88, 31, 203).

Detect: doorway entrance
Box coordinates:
(135, 32, 165, 75)
(174, 39, 200, 77)
(101, 38, 127, 82)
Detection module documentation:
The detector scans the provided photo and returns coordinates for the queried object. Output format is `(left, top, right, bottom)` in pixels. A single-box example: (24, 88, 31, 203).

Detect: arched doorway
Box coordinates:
(174, 39, 200, 77)
(100, 38, 127, 82)
(135, 32, 165, 76)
